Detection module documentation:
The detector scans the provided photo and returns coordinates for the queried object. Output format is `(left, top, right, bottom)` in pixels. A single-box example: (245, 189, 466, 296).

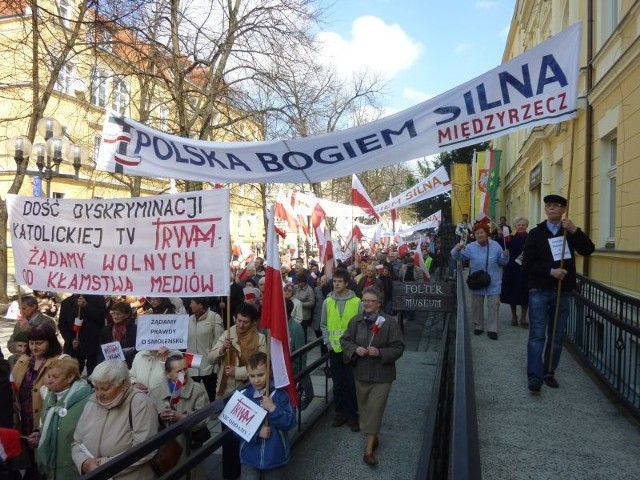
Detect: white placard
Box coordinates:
(100, 341, 125, 361)
(548, 237, 573, 261)
(135, 314, 189, 350)
(7, 190, 230, 297)
(219, 390, 268, 442)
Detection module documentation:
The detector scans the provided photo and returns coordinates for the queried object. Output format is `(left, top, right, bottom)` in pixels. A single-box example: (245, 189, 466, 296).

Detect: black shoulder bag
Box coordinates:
(466, 244, 492, 290)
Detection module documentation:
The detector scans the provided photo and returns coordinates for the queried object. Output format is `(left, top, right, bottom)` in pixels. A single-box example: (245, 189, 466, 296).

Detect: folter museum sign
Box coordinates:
(392, 282, 455, 312)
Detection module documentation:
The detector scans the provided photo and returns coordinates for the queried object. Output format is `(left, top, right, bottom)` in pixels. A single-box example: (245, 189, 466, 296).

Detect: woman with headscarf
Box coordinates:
(71, 360, 158, 480)
(97, 301, 137, 368)
(36, 357, 93, 480)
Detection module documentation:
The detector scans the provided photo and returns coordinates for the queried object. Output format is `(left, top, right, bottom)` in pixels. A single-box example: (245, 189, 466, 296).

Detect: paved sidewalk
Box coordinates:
(283, 311, 443, 479)
(472, 303, 640, 480)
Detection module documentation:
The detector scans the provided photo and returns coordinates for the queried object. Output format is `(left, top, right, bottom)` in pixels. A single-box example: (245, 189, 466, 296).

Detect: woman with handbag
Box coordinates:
(451, 222, 509, 340)
(71, 360, 158, 480)
(148, 354, 210, 479)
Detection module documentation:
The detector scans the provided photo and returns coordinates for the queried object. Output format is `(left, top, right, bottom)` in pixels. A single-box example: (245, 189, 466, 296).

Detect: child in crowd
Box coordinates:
(239, 351, 296, 479)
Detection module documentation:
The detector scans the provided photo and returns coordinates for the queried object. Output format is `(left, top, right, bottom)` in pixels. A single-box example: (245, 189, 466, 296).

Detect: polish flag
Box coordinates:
(261, 208, 297, 408)
(502, 226, 512, 243)
(9, 373, 16, 392)
(311, 199, 327, 259)
(352, 174, 380, 220)
(397, 237, 409, 257)
(170, 371, 184, 406)
(413, 239, 431, 279)
(184, 352, 202, 369)
(73, 317, 83, 333)
(290, 191, 309, 240)
(323, 237, 336, 278)
(274, 192, 298, 233)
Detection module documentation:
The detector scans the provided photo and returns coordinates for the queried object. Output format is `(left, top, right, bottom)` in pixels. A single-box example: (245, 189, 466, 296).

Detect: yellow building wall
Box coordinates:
(496, 0, 640, 297)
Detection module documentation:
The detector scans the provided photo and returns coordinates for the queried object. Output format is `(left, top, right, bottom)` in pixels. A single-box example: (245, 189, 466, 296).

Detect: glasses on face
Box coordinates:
(362, 299, 379, 304)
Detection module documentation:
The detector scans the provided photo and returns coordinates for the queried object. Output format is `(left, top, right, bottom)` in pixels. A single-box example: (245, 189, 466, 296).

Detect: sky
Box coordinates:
(316, 0, 517, 114)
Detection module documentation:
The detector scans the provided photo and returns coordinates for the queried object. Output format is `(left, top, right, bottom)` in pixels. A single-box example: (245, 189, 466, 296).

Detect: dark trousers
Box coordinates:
(329, 350, 358, 420)
(192, 373, 217, 402)
(221, 424, 241, 479)
(76, 354, 99, 377)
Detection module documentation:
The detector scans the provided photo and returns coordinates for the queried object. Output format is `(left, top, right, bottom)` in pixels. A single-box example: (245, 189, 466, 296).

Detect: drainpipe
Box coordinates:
(583, 0, 594, 276)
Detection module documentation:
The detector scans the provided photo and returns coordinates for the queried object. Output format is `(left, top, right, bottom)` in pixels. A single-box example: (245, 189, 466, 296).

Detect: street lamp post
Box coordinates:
(6, 117, 86, 198)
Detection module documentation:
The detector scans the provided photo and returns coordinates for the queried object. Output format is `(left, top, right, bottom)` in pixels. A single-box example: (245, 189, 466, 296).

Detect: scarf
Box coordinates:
(216, 325, 260, 398)
(96, 382, 131, 410)
(112, 322, 128, 342)
(37, 380, 93, 473)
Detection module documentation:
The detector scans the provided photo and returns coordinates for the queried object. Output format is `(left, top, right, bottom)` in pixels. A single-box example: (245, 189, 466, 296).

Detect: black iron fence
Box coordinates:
(565, 274, 640, 421)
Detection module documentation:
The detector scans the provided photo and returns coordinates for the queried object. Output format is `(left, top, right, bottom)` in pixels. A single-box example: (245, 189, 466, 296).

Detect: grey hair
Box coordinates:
(361, 286, 384, 304)
(90, 360, 130, 386)
(513, 216, 529, 226)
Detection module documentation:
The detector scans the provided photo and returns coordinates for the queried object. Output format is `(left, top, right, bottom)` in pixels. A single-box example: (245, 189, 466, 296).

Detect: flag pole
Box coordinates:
(75, 301, 83, 343)
(265, 330, 271, 397)
(548, 120, 576, 373)
(471, 149, 477, 222)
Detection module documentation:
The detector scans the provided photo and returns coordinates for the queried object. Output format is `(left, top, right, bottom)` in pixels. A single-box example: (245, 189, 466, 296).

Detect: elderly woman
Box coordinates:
(500, 216, 530, 327)
(208, 302, 266, 480)
(340, 287, 405, 467)
(130, 347, 179, 393)
(36, 357, 93, 480)
(98, 301, 137, 368)
(452, 222, 509, 340)
(71, 360, 158, 480)
(149, 354, 209, 479)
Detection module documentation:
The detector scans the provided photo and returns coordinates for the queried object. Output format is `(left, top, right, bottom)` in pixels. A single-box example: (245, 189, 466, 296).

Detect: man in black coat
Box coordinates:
(523, 194, 594, 392)
(58, 294, 107, 375)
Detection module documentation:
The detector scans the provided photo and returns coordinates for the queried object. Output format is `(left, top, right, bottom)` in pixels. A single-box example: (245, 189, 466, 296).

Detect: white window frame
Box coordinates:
(57, 0, 71, 27)
(111, 78, 129, 114)
(90, 68, 108, 107)
(55, 63, 75, 95)
(605, 137, 617, 244)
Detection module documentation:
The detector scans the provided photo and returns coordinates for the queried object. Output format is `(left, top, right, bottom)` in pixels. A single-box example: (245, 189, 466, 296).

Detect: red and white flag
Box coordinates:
(290, 191, 309, 240)
(73, 317, 83, 333)
(9, 373, 16, 392)
(502, 226, 512, 243)
(274, 192, 298, 233)
(352, 174, 380, 220)
(323, 237, 336, 278)
(170, 371, 184, 406)
(310, 198, 328, 259)
(184, 352, 202, 369)
(397, 237, 409, 257)
(261, 208, 298, 408)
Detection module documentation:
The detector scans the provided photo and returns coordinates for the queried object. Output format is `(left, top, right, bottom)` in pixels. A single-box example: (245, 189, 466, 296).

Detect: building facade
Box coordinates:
(495, 0, 639, 296)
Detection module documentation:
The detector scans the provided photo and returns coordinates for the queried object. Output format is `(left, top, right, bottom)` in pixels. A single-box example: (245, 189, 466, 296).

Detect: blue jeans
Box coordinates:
(527, 289, 570, 381)
(448, 256, 457, 278)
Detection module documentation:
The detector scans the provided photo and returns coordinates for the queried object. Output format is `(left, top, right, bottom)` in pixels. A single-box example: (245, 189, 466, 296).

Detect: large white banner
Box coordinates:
(375, 166, 451, 214)
(397, 210, 442, 236)
(96, 24, 581, 184)
(7, 190, 230, 296)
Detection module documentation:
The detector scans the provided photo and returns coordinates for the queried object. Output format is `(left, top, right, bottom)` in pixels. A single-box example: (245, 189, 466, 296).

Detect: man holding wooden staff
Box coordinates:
(523, 194, 594, 392)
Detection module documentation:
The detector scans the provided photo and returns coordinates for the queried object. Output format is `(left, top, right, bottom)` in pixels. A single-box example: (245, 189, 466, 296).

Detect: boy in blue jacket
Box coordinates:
(239, 351, 296, 479)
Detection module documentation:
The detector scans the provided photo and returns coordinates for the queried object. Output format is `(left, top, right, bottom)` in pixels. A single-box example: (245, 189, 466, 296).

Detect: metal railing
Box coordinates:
(81, 338, 329, 480)
(565, 274, 640, 421)
(415, 268, 481, 480)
